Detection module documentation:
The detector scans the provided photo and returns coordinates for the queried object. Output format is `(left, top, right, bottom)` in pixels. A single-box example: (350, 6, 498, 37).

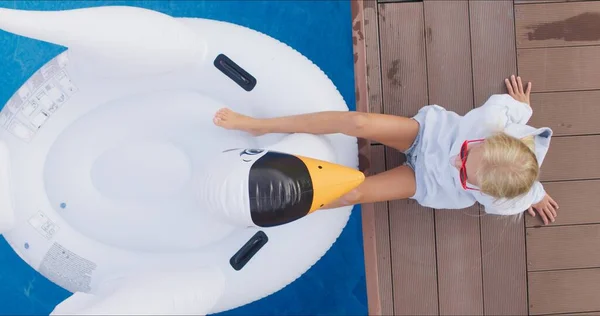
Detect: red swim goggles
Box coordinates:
(459, 139, 484, 191)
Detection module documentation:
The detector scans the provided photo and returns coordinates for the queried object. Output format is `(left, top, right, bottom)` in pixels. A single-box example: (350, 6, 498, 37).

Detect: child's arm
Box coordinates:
(478, 191, 535, 217)
(505, 75, 531, 105)
(478, 75, 533, 125)
(527, 182, 559, 225)
(530, 181, 546, 204)
(478, 182, 558, 224)
(476, 179, 542, 216)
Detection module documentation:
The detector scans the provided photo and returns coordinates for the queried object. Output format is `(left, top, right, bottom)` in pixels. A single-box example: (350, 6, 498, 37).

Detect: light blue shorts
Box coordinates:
(404, 111, 426, 201)
(404, 112, 425, 172)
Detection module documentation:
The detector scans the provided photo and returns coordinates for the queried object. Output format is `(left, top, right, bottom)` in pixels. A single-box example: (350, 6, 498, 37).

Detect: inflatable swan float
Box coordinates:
(0, 5, 364, 315)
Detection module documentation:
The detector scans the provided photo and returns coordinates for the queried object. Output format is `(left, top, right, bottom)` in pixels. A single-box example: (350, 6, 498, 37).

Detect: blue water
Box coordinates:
(0, 1, 366, 315)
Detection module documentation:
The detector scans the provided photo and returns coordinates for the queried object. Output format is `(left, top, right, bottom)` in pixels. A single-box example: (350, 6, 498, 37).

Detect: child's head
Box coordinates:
(474, 133, 539, 199)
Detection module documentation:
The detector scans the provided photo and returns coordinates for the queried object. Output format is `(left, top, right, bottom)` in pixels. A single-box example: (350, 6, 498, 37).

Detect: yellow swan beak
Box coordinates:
(247, 151, 365, 227)
(295, 155, 365, 213)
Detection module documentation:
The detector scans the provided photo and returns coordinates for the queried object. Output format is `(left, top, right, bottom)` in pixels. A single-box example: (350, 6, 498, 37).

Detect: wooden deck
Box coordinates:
(351, 0, 600, 315)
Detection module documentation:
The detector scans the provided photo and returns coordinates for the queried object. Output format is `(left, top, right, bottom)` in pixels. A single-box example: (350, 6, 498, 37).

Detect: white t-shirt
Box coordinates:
(412, 94, 552, 215)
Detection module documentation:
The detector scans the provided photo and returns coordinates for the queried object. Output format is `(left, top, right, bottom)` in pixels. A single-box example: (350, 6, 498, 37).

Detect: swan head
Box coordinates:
(211, 147, 364, 228)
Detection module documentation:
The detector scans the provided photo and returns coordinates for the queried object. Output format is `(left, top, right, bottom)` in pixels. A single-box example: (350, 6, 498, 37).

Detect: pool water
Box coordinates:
(0, 0, 366, 315)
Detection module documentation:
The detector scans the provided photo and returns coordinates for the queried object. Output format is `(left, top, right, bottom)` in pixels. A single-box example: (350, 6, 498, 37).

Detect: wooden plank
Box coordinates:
(364, 0, 383, 114)
(548, 312, 600, 316)
(352, 0, 372, 174)
(529, 268, 600, 315)
(424, 0, 474, 115)
(434, 207, 483, 316)
(359, 159, 381, 316)
(423, 1, 483, 315)
(378, 3, 438, 314)
(516, 0, 596, 4)
(370, 157, 394, 316)
(352, 2, 391, 315)
(539, 135, 600, 182)
(526, 180, 600, 227)
(470, 1, 518, 106)
(518, 46, 600, 93)
(479, 212, 528, 315)
(352, 0, 369, 119)
(529, 90, 600, 137)
(515, 1, 600, 48)
(526, 224, 600, 271)
(386, 147, 438, 315)
(470, 1, 529, 315)
(361, 145, 394, 316)
(378, 2, 428, 117)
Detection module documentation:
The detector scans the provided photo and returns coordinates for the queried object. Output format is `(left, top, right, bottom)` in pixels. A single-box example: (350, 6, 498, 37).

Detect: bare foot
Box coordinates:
(213, 108, 265, 136)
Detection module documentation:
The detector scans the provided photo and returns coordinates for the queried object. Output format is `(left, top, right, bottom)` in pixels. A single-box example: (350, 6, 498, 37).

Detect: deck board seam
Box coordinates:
(512, 0, 532, 313)
(515, 0, 600, 7)
(543, 134, 600, 139)
(528, 88, 600, 93)
(529, 266, 600, 273)
(383, 152, 395, 316)
(420, 2, 442, 314)
(540, 178, 600, 183)
(466, 2, 488, 314)
(375, 3, 386, 114)
(518, 44, 600, 50)
(372, 3, 392, 311)
(530, 88, 600, 94)
(527, 222, 600, 229)
(544, 310, 600, 316)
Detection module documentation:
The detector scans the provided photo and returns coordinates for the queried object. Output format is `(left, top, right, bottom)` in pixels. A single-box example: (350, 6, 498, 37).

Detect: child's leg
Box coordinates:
(321, 165, 416, 209)
(214, 109, 419, 152)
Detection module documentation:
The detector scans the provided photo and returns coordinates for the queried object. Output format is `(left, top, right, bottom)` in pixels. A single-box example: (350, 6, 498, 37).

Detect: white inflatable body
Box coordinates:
(0, 5, 360, 315)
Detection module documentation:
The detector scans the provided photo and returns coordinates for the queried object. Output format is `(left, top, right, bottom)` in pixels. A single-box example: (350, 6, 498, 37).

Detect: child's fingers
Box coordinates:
(548, 204, 557, 218)
(517, 76, 524, 93)
(511, 75, 518, 92)
(538, 208, 549, 225)
(526, 81, 532, 95)
(505, 78, 515, 95)
(549, 196, 559, 210)
(527, 207, 536, 217)
(541, 207, 551, 224)
(545, 207, 556, 223)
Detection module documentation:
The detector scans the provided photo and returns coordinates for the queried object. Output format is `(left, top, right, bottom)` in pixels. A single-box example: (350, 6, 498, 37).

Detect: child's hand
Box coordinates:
(505, 75, 531, 105)
(527, 193, 559, 225)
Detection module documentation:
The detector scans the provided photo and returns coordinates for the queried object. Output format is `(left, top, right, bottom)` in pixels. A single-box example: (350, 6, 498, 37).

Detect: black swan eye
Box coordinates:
(240, 149, 265, 162)
(241, 149, 264, 156)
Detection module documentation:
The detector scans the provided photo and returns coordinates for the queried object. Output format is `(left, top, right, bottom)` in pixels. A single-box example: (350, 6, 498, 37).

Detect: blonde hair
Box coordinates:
(477, 133, 538, 199)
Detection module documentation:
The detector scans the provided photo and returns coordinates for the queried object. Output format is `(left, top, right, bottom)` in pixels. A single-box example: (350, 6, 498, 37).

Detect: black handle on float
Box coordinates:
(230, 230, 268, 271)
(214, 54, 257, 92)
